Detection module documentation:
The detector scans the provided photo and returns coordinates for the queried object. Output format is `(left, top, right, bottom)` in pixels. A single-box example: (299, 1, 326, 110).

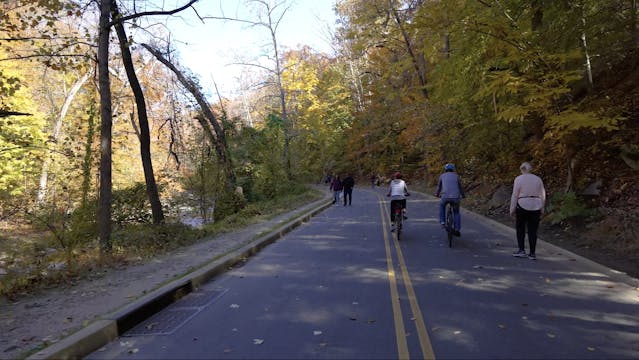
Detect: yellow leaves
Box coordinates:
(547, 110, 621, 133)
(495, 105, 529, 123)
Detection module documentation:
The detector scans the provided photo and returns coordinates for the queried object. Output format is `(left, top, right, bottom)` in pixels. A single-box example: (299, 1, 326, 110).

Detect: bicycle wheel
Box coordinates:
(446, 203, 453, 247)
(395, 212, 402, 240)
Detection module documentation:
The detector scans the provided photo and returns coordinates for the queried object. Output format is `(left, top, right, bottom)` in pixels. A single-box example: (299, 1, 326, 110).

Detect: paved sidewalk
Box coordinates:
(0, 188, 332, 360)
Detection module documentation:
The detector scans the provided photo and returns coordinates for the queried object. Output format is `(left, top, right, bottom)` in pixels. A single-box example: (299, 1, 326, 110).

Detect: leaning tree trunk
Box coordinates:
(391, 5, 428, 98)
(112, 3, 164, 224)
(37, 71, 91, 205)
(141, 44, 236, 189)
(97, 0, 114, 254)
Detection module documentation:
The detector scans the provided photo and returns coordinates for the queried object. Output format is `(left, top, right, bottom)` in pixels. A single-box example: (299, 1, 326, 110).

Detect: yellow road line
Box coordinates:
(378, 199, 410, 360)
(380, 199, 435, 359)
(392, 230, 436, 359)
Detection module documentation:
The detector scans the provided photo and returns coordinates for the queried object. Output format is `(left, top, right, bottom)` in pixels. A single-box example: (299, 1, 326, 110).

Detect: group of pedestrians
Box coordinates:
(329, 174, 355, 206)
(330, 161, 547, 259)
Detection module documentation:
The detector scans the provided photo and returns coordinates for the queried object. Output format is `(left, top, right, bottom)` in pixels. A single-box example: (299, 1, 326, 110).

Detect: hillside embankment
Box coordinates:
(411, 168, 639, 279)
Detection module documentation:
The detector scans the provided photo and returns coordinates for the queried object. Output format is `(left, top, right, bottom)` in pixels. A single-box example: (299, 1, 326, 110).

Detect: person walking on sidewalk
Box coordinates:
(510, 162, 546, 260)
(342, 174, 355, 206)
(330, 175, 343, 205)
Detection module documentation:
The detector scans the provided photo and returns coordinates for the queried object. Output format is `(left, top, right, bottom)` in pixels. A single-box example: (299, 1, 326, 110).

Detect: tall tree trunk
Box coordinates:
(98, 0, 114, 254)
(443, 33, 451, 59)
(112, 3, 164, 224)
(272, 33, 293, 180)
(565, 157, 577, 193)
(37, 71, 91, 204)
(269, 16, 292, 180)
(632, 0, 638, 50)
(531, 0, 544, 31)
(391, 5, 428, 98)
(579, 1, 594, 90)
(347, 58, 365, 112)
(141, 44, 236, 190)
(81, 104, 97, 207)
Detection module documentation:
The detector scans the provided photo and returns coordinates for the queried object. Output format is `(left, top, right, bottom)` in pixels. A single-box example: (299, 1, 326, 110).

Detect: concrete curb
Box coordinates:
(28, 198, 332, 360)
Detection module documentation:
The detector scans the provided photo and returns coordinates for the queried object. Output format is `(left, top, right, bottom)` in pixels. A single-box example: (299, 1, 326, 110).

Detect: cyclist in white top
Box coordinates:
(386, 172, 409, 230)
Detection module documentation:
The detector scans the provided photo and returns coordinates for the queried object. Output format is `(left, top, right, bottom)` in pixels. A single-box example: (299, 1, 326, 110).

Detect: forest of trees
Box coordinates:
(1, 0, 638, 292)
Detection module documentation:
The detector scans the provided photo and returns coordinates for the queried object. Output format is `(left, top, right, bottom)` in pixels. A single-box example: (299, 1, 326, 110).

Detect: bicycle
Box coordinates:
(389, 194, 409, 240)
(392, 205, 404, 240)
(444, 200, 455, 247)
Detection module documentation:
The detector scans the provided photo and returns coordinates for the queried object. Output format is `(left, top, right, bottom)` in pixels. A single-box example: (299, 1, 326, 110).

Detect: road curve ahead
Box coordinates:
(88, 188, 639, 359)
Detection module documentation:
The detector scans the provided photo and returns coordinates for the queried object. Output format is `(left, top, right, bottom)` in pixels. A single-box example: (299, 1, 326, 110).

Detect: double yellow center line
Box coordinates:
(378, 197, 435, 360)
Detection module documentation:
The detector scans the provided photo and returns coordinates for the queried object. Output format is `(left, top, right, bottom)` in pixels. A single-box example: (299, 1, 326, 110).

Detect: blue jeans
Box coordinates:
(333, 191, 341, 203)
(439, 198, 461, 231)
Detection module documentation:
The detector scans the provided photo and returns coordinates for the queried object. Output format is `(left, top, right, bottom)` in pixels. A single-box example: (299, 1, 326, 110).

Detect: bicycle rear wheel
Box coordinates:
(446, 203, 454, 247)
(395, 213, 402, 240)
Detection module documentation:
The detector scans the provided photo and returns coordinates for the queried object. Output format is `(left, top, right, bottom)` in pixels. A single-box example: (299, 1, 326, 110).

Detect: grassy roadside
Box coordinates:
(0, 186, 324, 299)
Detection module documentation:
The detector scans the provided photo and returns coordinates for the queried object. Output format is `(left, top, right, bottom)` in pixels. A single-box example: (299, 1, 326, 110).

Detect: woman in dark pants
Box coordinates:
(509, 162, 546, 260)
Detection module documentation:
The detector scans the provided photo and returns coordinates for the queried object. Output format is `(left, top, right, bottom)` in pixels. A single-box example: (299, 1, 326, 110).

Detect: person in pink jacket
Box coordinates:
(510, 162, 546, 260)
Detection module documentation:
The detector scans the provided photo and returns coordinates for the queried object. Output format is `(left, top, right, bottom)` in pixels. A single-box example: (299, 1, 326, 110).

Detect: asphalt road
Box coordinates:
(87, 188, 639, 359)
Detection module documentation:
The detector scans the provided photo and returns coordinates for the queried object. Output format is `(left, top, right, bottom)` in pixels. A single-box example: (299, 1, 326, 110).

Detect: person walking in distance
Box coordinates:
(330, 175, 343, 205)
(510, 162, 546, 260)
(342, 174, 355, 206)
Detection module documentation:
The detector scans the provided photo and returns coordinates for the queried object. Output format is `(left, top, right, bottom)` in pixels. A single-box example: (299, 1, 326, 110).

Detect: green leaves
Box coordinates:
(0, 52, 46, 196)
(547, 110, 621, 133)
(546, 191, 594, 226)
(329, 0, 639, 185)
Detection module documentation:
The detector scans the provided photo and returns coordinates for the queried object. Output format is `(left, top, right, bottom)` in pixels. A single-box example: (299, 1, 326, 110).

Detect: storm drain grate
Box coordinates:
(124, 288, 228, 336)
(125, 308, 198, 336)
(177, 288, 228, 308)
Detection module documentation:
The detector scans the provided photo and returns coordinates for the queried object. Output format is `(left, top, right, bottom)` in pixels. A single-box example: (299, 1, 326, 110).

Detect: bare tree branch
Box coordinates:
(108, 0, 200, 26)
(0, 110, 31, 117)
(0, 53, 93, 62)
(141, 43, 236, 187)
(0, 145, 71, 156)
(228, 61, 276, 73)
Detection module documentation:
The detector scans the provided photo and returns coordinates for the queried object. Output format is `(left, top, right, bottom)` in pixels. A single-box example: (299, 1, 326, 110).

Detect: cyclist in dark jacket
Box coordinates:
(435, 163, 465, 236)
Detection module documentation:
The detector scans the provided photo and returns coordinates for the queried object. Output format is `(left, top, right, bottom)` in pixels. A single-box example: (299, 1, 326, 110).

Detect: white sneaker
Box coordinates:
(512, 250, 527, 258)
